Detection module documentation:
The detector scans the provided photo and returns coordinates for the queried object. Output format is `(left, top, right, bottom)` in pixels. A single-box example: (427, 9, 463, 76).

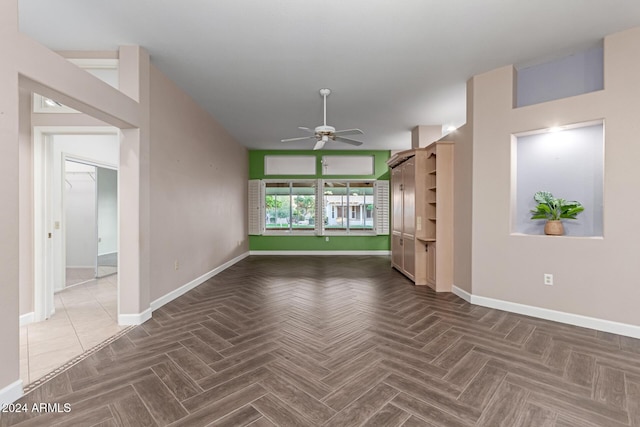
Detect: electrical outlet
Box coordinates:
(174, 260, 179, 271)
(544, 273, 553, 286)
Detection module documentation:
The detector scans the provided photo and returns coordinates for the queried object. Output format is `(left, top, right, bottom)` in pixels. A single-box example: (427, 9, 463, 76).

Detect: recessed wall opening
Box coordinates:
(515, 44, 604, 108)
(512, 121, 604, 237)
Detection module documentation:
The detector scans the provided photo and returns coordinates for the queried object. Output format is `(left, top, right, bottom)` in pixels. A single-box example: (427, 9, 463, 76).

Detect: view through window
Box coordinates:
(265, 182, 316, 231)
(323, 181, 374, 232)
(260, 180, 383, 235)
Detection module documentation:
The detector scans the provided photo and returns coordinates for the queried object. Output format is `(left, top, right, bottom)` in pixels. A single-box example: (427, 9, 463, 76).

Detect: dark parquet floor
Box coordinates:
(2, 256, 640, 426)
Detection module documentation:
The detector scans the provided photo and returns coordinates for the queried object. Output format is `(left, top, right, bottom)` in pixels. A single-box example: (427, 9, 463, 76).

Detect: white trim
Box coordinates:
(248, 180, 263, 235)
(0, 380, 23, 405)
(68, 58, 119, 69)
(451, 285, 472, 303)
(452, 285, 640, 339)
(19, 312, 35, 327)
(374, 180, 390, 235)
(150, 252, 250, 312)
(118, 308, 152, 326)
(117, 252, 250, 325)
(250, 250, 391, 256)
(33, 128, 55, 322)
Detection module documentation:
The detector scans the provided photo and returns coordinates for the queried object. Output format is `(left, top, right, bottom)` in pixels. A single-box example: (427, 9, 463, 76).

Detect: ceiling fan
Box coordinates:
(281, 88, 364, 150)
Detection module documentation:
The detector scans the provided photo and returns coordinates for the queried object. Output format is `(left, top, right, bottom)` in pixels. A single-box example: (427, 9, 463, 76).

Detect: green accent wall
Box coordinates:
(249, 149, 391, 252)
(249, 235, 390, 251)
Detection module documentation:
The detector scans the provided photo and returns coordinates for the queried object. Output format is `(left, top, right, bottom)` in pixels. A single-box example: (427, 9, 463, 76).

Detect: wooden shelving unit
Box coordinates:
(387, 141, 454, 291)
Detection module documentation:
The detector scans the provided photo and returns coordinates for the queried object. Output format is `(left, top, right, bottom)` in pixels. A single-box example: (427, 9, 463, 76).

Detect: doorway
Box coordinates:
(64, 159, 118, 287)
(22, 128, 123, 386)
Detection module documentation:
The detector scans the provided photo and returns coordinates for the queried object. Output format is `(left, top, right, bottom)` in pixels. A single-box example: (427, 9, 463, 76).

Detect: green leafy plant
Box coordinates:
(530, 191, 584, 221)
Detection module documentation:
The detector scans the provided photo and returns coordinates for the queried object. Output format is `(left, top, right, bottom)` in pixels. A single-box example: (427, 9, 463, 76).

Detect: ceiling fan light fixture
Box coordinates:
(280, 88, 364, 150)
(313, 139, 326, 150)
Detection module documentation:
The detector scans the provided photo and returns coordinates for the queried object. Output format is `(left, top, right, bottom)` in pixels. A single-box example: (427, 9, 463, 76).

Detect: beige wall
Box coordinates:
(1, 0, 21, 393)
(451, 127, 473, 293)
(467, 27, 640, 326)
(148, 65, 248, 301)
(448, 77, 476, 294)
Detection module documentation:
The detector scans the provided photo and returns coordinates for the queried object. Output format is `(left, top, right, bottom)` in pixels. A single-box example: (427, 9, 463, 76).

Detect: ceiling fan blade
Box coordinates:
(333, 128, 364, 136)
(313, 139, 326, 150)
(281, 136, 315, 143)
(297, 126, 314, 134)
(334, 136, 363, 146)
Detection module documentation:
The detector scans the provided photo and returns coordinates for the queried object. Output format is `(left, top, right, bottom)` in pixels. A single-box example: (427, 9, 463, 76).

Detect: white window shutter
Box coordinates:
(315, 179, 325, 235)
(375, 180, 389, 235)
(248, 179, 263, 235)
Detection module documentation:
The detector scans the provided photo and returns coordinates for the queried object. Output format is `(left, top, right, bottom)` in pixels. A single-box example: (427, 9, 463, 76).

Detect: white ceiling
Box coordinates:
(17, 1, 640, 151)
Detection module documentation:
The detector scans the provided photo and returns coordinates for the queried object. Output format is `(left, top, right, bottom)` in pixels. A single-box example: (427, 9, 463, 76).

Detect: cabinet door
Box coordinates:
(402, 160, 415, 238)
(426, 243, 436, 288)
(391, 233, 403, 269)
(391, 167, 403, 234)
(403, 236, 415, 278)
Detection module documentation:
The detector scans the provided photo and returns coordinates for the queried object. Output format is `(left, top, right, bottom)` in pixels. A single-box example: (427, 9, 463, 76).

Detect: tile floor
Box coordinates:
(19, 274, 125, 386)
(8, 256, 640, 426)
(65, 267, 95, 287)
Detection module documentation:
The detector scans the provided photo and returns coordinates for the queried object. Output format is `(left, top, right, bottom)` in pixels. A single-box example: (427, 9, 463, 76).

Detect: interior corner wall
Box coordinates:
(470, 27, 640, 327)
(446, 77, 475, 295)
(19, 88, 34, 316)
(148, 64, 248, 302)
(0, 0, 21, 396)
(450, 122, 473, 294)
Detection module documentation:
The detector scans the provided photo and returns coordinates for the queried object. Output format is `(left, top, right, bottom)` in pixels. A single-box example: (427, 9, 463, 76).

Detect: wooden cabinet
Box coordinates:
(387, 141, 453, 292)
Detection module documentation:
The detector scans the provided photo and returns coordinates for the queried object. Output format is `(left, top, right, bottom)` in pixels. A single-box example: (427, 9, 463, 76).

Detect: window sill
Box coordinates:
(263, 230, 317, 236)
(322, 231, 377, 237)
(261, 231, 378, 237)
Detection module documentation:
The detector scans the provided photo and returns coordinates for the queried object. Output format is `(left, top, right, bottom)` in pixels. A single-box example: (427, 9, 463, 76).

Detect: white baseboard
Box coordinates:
(150, 252, 250, 312)
(0, 380, 23, 405)
(97, 251, 117, 256)
(452, 285, 640, 339)
(249, 250, 391, 256)
(19, 312, 35, 327)
(118, 308, 152, 326)
(116, 252, 249, 326)
(451, 285, 472, 303)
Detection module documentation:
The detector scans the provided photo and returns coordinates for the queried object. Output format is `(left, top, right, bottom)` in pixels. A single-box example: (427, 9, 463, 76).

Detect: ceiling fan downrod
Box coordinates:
(320, 88, 331, 127)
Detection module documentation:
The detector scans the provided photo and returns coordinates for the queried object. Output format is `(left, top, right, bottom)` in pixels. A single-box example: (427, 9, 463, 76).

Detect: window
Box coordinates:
(321, 155, 374, 175)
(250, 179, 388, 236)
(265, 181, 315, 232)
(264, 155, 316, 175)
(33, 58, 119, 113)
(323, 181, 374, 232)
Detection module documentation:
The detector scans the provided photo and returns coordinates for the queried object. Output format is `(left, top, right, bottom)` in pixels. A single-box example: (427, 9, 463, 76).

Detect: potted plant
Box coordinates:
(530, 191, 584, 235)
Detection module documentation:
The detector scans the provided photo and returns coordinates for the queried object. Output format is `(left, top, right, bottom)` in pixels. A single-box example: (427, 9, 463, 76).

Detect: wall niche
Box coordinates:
(512, 122, 604, 237)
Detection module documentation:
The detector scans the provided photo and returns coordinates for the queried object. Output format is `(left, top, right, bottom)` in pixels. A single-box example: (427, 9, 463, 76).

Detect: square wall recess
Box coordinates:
(512, 122, 604, 237)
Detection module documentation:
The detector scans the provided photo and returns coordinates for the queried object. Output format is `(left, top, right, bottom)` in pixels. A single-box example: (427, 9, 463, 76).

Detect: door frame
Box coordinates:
(33, 126, 118, 322)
